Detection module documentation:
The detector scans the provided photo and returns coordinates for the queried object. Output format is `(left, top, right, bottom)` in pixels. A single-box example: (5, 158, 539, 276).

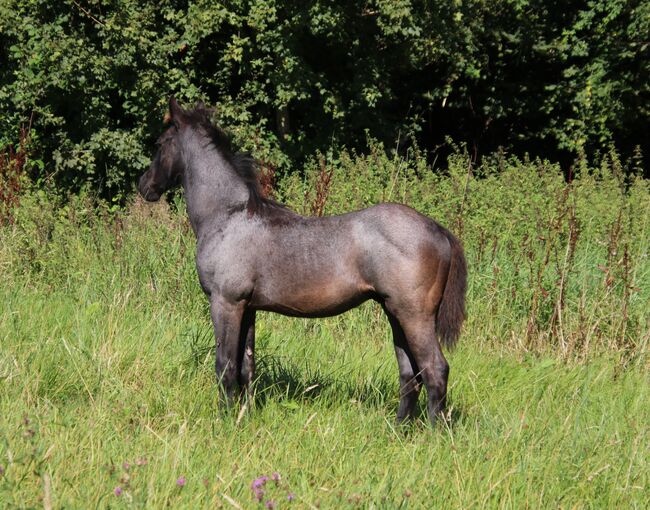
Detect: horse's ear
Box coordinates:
(168, 96, 186, 127)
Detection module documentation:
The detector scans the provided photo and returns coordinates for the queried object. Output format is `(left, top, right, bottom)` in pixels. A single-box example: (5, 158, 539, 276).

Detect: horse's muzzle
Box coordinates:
(137, 174, 161, 202)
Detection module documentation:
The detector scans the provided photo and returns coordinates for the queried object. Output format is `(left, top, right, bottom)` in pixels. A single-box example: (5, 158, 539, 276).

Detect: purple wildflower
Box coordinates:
(114, 486, 123, 496)
(122, 462, 130, 471)
(271, 472, 281, 483)
(176, 476, 186, 487)
(135, 457, 148, 466)
(254, 488, 265, 502)
(251, 475, 269, 489)
(265, 500, 276, 509)
(287, 493, 295, 502)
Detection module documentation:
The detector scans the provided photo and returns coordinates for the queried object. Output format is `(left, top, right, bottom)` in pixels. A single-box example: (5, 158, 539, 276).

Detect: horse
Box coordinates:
(138, 98, 467, 426)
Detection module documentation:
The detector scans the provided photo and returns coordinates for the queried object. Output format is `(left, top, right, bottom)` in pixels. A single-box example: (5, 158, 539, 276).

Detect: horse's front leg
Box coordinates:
(210, 297, 244, 406)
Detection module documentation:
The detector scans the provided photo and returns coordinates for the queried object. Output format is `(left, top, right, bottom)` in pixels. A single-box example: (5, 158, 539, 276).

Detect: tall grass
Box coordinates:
(0, 149, 648, 507)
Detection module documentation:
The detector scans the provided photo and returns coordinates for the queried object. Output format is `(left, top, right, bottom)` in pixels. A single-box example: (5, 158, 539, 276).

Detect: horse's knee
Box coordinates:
(419, 363, 448, 406)
(430, 363, 449, 396)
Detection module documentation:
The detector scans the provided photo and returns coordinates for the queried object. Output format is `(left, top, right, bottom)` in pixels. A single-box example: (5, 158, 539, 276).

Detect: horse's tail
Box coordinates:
(436, 229, 467, 349)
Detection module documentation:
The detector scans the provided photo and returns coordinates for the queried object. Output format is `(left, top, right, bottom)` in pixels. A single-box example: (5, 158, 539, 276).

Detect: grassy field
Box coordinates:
(1, 152, 649, 508)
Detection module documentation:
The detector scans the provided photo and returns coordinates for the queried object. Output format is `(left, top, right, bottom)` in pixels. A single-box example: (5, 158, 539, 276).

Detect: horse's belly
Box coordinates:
(250, 276, 374, 318)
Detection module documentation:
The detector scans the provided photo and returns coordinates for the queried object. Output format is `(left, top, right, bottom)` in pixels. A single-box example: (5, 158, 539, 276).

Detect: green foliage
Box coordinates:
(1, 0, 648, 200)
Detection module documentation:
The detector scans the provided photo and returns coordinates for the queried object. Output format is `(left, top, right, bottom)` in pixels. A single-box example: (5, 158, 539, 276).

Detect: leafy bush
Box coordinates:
(1, 0, 648, 200)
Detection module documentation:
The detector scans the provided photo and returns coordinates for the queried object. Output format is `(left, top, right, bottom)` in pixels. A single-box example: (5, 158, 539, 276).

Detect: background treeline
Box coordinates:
(1, 0, 648, 200)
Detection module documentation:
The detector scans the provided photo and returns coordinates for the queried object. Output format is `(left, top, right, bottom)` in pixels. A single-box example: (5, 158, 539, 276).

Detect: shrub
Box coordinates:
(1, 0, 647, 201)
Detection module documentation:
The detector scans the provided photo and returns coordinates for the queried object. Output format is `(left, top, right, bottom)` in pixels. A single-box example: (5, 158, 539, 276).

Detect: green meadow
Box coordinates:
(1, 151, 648, 508)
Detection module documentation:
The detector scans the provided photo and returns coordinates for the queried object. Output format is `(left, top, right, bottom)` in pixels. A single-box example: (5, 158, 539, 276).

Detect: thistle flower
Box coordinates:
(251, 476, 269, 489)
(114, 486, 123, 496)
(176, 476, 186, 487)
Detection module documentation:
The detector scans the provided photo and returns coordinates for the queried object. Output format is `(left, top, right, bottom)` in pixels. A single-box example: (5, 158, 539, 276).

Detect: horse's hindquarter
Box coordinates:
(355, 204, 452, 313)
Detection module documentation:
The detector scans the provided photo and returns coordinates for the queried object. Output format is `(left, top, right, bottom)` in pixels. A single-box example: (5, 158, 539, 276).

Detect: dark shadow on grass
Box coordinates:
(180, 328, 395, 411)
(254, 352, 331, 402)
(253, 351, 395, 410)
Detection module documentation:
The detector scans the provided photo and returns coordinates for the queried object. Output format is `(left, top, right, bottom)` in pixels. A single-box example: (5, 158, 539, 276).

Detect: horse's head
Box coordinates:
(137, 97, 188, 202)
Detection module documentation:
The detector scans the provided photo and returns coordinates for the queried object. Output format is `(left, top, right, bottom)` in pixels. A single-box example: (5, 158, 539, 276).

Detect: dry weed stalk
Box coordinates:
(0, 126, 31, 224)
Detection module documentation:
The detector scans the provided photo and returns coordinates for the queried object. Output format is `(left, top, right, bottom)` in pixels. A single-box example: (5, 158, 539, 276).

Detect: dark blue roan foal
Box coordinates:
(138, 98, 467, 425)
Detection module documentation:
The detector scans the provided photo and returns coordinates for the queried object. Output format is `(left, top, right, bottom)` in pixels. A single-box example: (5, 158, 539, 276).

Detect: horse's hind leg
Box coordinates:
(403, 319, 449, 425)
(384, 302, 449, 426)
(384, 308, 421, 423)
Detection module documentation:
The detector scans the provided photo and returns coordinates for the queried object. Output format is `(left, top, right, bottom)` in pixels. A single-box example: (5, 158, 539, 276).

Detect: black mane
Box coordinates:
(185, 105, 281, 214)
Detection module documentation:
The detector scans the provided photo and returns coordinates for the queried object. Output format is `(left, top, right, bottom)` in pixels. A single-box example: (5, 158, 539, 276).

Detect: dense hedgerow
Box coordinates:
(281, 146, 650, 358)
(1, 0, 648, 201)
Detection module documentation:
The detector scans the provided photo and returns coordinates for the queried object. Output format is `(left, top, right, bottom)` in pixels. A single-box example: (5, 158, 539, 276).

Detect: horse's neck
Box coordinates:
(182, 140, 249, 236)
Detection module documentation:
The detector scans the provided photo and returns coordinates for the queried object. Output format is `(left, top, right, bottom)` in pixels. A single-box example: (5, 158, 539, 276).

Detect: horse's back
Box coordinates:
(355, 203, 451, 247)
(263, 202, 454, 293)
(352, 203, 452, 267)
